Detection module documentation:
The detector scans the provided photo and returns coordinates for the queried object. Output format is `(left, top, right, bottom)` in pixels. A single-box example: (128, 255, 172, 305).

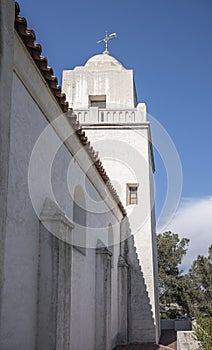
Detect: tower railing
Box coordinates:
(73, 107, 147, 124)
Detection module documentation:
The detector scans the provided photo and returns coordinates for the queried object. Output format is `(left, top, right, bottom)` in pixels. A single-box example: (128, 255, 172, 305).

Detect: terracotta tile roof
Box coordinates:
(14, 2, 126, 217)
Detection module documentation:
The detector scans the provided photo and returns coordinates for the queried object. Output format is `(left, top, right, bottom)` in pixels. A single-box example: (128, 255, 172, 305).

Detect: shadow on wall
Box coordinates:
(73, 184, 87, 255)
(123, 217, 156, 344)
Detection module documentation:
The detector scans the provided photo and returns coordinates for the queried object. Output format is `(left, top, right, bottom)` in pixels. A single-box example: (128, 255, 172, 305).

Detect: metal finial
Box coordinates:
(97, 31, 117, 53)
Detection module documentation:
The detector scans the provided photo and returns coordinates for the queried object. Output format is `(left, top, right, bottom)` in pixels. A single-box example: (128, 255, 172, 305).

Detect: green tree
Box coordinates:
(157, 231, 189, 318)
(183, 245, 212, 317)
(194, 316, 212, 350)
(189, 247, 212, 349)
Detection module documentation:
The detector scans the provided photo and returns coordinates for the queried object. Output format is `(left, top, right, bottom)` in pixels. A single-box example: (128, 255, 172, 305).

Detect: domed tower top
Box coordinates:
(62, 51, 138, 109)
(84, 51, 125, 71)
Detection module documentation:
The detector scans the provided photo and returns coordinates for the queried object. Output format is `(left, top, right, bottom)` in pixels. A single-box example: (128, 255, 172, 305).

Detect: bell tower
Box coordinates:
(62, 50, 160, 343)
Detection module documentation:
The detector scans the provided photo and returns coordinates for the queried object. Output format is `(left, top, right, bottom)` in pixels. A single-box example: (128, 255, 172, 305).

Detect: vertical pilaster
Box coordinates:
(37, 201, 73, 350)
(118, 256, 128, 344)
(55, 240, 72, 350)
(95, 243, 112, 350)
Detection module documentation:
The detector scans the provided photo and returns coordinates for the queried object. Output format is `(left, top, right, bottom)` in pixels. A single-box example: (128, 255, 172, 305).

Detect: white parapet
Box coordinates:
(177, 331, 199, 350)
(74, 106, 147, 125)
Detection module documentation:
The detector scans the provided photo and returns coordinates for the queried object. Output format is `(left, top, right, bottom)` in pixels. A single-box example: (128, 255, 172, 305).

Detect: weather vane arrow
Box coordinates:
(97, 31, 117, 53)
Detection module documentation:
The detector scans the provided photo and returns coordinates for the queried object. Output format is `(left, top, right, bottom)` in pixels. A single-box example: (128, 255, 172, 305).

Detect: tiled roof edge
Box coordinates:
(14, 2, 127, 217)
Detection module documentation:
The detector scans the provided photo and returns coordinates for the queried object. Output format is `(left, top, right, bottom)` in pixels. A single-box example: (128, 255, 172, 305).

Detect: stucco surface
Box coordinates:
(62, 52, 137, 109)
(0, 0, 14, 332)
(62, 51, 160, 343)
(0, 33, 122, 350)
(1, 5, 160, 347)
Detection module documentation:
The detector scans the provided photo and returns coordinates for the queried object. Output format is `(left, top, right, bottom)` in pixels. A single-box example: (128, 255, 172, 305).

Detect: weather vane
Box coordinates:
(97, 31, 117, 53)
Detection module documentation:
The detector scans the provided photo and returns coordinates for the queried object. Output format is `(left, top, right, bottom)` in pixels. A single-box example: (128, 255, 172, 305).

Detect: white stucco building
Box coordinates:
(62, 47, 160, 343)
(0, 1, 160, 349)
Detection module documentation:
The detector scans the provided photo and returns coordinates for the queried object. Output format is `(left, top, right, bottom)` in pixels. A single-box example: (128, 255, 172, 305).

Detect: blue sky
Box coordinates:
(17, 0, 212, 265)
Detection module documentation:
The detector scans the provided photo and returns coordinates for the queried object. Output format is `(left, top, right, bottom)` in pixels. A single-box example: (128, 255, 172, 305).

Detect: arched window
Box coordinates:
(73, 185, 86, 255)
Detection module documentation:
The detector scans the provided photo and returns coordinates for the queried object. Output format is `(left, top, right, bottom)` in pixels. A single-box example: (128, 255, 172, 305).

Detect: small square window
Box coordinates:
(89, 95, 106, 108)
(127, 184, 139, 205)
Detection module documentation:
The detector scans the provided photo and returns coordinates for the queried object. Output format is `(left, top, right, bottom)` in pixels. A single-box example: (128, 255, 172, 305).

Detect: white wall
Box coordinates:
(81, 123, 159, 342)
(62, 50, 160, 341)
(177, 331, 199, 350)
(0, 0, 14, 330)
(0, 32, 123, 350)
(62, 53, 137, 109)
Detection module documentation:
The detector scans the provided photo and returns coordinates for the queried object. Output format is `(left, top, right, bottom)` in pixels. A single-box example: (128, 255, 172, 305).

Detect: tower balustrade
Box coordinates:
(73, 105, 147, 124)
